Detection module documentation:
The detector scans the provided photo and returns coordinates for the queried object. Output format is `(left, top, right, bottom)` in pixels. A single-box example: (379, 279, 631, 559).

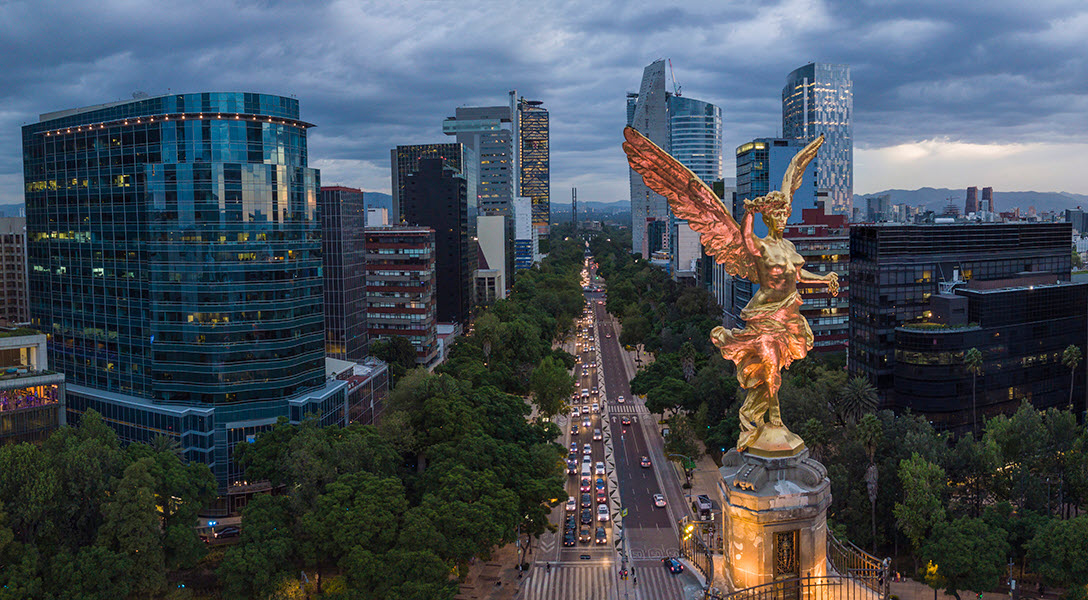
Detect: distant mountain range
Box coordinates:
(854, 188, 1088, 214)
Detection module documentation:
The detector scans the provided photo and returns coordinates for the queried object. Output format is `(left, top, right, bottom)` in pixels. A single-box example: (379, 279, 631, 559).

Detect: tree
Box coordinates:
(835, 376, 878, 425)
(529, 355, 575, 418)
(922, 517, 1010, 600)
(645, 377, 693, 418)
(371, 336, 419, 385)
(619, 313, 650, 360)
(856, 413, 884, 554)
(218, 494, 297, 599)
(678, 342, 697, 382)
(1027, 514, 1088, 587)
(964, 347, 984, 437)
(1064, 344, 1082, 409)
(96, 458, 166, 596)
(894, 453, 946, 570)
(1074, 249, 1085, 270)
(475, 312, 501, 363)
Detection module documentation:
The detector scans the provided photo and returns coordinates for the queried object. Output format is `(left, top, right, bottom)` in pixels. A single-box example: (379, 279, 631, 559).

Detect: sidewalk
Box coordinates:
(454, 538, 540, 600)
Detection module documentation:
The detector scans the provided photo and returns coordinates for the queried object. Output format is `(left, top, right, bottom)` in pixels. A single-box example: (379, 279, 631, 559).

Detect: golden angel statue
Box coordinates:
(623, 126, 838, 457)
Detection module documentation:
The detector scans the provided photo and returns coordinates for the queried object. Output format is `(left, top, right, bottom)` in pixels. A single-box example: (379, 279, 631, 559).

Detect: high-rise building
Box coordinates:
(728, 138, 820, 324)
(849, 222, 1071, 397)
(24, 93, 347, 498)
(517, 97, 550, 237)
(669, 95, 723, 280)
(982, 187, 994, 213)
(782, 63, 853, 215)
(390, 143, 477, 224)
(965, 186, 979, 215)
(782, 205, 850, 352)
(513, 197, 536, 271)
(365, 226, 438, 365)
(627, 60, 723, 273)
(0, 218, 29, 323)
(443, 106, 512, 217)
(403, 158, 473, 325)
(628, 60, 670, 258)
(320, 186, 368, 361)
(865, 194, 891, 222)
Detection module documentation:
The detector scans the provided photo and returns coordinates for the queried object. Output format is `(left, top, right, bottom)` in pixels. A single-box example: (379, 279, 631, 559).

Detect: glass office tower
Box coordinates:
(517, 98, 550, 237)
(782, 63, 853, 215)
(23, 93, 347, 497)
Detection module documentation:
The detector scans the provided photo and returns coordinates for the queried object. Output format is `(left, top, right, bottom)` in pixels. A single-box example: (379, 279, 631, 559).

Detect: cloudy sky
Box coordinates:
(1, 0, 1086, 206)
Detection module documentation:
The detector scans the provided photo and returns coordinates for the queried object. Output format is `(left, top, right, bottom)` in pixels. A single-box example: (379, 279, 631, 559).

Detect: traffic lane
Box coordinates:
(611, 417, 672, 529)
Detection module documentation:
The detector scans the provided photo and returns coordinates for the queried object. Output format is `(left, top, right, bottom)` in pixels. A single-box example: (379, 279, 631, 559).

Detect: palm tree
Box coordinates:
(964, 348, 984, 437)
(679, 342, 696, 383)
(855, 413, 883, 554)
(837, 376, 878, 425)
(1063, 344, 1082, 410)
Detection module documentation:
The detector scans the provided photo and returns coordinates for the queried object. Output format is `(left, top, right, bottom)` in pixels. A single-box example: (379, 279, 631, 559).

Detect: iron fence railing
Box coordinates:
(826, 530, 890, 598)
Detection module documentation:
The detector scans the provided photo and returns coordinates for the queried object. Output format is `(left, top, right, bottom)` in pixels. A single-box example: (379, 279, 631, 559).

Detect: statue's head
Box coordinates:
(750, 191, 791, 232)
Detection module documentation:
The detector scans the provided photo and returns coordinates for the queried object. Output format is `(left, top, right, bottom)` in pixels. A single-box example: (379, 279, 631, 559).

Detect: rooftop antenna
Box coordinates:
(668, 58, 681, 97)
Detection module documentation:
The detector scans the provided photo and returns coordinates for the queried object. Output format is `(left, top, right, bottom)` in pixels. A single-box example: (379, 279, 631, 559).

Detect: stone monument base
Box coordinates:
(718, 448, 831, 590)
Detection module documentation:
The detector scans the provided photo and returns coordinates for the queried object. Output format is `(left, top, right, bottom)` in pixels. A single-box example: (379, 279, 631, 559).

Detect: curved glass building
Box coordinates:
(668, 96, 722, 185)
(23, 93, 346, 496)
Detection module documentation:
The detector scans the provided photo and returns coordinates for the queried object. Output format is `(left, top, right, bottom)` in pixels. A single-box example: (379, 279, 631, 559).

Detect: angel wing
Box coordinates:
(781, 134, 824, 199)
(623, 126, 757, 281)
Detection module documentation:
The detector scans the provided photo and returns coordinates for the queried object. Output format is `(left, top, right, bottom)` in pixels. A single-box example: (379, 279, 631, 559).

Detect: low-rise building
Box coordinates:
(0, 328, 65, 443)
(365, 226, 438, 365)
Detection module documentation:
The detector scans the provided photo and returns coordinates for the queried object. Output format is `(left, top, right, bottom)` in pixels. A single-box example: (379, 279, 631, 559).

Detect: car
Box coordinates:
(598, 300, 604, 305)
(621, 417, 632, 426)
(567, 460, 578, 474)
(663, 557, 684, 574)
(591, 403, 600, 413)
(595, 477, 605, 491)
(582, 455, 592, 466)
(571, 425, 579, 436)
(570, 442, 578, 453)
(653, 494, 667, 507)
(617, 395, 625, 403)
(565, 496, 577, 512)
(563, 532, 576, 546)
(581, 493, 592, 508)
(597, 504, 610, 522)
(595, 527, 608, 544)
(640, 456, 651, 468)
(581, 389, 590, 398)
(591, 387, 598, 396)
(565, 514, 577, 529)
(595, 461, 605, 475)
(213, 525, 241, 539)
(580, 477, 591, 492)
(581, 508, 593, 525)
(596, 489, 607, 504)
(579, 527, 592, 543)
(582, 418, 591, 428)
(583, 443, 592, 454)
(606, 333, 612, 338)
(571, 407, 580, 417)
(568, 450, 577, 460)
(593, 428, 602, 441)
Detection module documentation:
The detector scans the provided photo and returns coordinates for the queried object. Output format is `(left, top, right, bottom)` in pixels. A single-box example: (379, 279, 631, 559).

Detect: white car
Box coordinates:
(597, 504, 610, 521)
(583, 443, 592, 455)
(617, 396, 625, 404)
(595, 461, 605, 475)
(565, 496, 576, 512)
(593, 429, 602, 441)
(653, 494, 667, 508)
(572, 407, 580, 417)
(591, 403, 600, 413)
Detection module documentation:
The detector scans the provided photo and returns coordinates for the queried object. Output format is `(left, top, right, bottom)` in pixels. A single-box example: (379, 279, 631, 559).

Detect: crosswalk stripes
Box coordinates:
(522, 563, 686, 600)
(607, 404, 648, 415)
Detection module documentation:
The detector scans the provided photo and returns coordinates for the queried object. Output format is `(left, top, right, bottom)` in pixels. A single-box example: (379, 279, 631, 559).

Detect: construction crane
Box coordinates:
(668, 58, 682, 97)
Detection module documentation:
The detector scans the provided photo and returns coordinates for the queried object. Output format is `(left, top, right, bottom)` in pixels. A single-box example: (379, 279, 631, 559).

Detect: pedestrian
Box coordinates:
(546, 563, 551, 573)
(633, 576, 637, 587)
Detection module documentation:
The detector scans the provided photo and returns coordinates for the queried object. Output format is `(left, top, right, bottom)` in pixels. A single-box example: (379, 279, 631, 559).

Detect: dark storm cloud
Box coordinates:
(1, 0, 1086, 205)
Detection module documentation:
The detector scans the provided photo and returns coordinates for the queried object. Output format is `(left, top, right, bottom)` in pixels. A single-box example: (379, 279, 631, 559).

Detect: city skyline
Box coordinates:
(2, 1, 1087, 208)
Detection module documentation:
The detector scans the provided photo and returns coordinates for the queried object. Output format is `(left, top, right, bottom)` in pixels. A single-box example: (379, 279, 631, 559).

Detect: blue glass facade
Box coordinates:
(23, 93, 343, 492)
(782, 63, 853, 215)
